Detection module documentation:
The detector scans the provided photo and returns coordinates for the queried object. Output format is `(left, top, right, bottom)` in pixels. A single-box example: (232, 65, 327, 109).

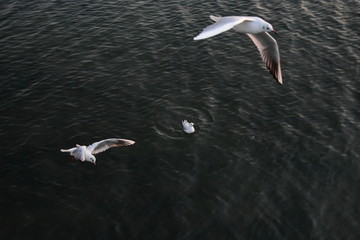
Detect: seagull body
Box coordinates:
(61, 138, 135, 165)
(194, 15, 283, 84)
(182, 120, 195, 134)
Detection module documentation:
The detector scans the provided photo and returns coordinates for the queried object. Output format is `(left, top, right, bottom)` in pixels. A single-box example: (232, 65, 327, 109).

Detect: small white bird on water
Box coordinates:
(194, 15, 283, 84)
(182, 120, 195, 134)
(60, 138, 135, 165)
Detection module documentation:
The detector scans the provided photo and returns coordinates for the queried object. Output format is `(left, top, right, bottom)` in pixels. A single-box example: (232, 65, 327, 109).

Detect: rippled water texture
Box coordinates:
(1, 0, 360, 239)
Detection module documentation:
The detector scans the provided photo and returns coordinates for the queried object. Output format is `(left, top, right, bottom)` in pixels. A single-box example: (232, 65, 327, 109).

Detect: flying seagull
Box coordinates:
(194, 15, 283, 84)
(61, 138, 135, 165)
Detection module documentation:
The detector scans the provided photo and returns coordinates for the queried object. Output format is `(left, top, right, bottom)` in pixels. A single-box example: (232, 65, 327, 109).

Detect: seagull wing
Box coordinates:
(87, 138, 135, 155)
(247, 32, 283, 84)
(194, 16, 253, 40)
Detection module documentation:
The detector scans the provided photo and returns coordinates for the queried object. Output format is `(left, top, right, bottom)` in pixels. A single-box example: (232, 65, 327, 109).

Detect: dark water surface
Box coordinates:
(1, 0, 360, 239)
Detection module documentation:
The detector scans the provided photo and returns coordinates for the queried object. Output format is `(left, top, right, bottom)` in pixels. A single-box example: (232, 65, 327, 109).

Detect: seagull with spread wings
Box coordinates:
(194, 15, 283, 84)
(61, 138, 135, 165)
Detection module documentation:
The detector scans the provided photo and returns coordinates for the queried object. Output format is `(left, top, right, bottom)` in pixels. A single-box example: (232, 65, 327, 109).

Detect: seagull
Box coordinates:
(182, 120, 195, 134)
(194, 15, 283, 84)
(60, 138, 135, 165)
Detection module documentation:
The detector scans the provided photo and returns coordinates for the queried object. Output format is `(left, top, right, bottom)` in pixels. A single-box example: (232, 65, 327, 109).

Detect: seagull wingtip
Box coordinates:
(125, 139, 136, 145)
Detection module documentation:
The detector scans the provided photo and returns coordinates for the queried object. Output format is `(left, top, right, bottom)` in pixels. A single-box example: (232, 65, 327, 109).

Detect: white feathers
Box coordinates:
(193, 15, 283, 84)
(193, 16, 251, 40)
(61, 138, 135, 165)
(182, 120, 195, 134)
(87, 138, 135, 155)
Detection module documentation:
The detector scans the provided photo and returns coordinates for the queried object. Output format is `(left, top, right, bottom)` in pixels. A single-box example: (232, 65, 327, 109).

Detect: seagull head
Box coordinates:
(264, 23, 277, 34)
(88, 156, 96, 165)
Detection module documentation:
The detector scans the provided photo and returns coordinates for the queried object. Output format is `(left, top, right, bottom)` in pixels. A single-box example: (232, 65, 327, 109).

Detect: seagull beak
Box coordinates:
(272, 30, 277, 34)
